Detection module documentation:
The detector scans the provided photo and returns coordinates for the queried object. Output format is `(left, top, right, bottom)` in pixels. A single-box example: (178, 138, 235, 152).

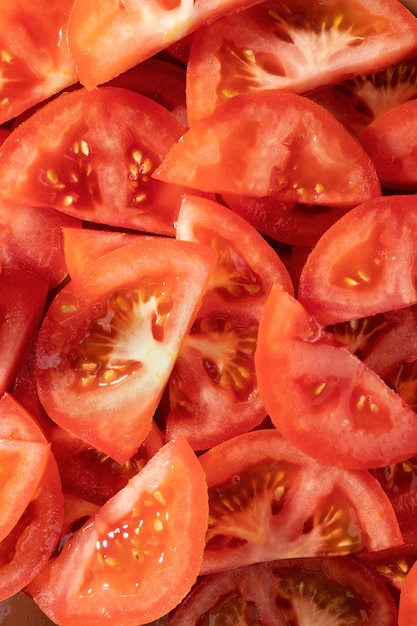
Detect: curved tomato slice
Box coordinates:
(0, 87, 191, 235)
(67, 0, 269, 90)
(154, 91, 381, 207)
(359, 99, 417, 190)
(171, 555, 397, 625)
(28, 436, 208, 626)
(298, 195, 417, 326)
(166, 195, 293, 450)
(399, 559, 417, 626)
(0, 393, 64, 601)
(36, 237, 216, 464)
(0, 0, 77, 125)
(198, 429, 402, 575)
(255, 284, 417, 470)
(186, 0, 417, 123)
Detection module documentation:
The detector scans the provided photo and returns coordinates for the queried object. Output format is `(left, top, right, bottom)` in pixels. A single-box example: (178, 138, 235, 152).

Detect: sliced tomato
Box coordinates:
(67, 0, 267, 90)
(298, 195, 417, 326)
(308, 57, 417, 136)
(0, 87, 192, 235)
(35, 237, 216, 464)
(166, 194, 293, 450)
(359, 99, 417, 190)
(154, 91, 381, 207)
(0, 268, 49, 395)
(399, 559, 417, 625)
(255, 284, 417, 469)
(186, 0, 417, 124)
(0, 393, 64, 601)
(62, 227, 147, 279)
(28, 436, 208, 626)
(0, 0, 78, 124)
(0, 202, 81, 289)
(198, 429, 402, 575)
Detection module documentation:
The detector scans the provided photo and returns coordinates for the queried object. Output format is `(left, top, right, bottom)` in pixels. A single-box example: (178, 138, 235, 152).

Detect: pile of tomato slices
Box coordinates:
(4, 0, 417, 624)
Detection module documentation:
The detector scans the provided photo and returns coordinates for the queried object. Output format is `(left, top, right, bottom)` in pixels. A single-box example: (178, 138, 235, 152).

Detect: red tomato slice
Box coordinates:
(186, 0, 417, 124)
(67, 0, 267, 90)
(255, 284, 417, 469)
(166, 195, 293, 450)
(35, 237, 216, 464)
(0, 0, 78, 124)
(0, 393, 64, 601)
(0, 87, 192, 235)
(0, 268, 48, 395)
(154, 91, 381, 207)
(399, 558, 417, 626)
(28, 436, 208, 626)
(359, 99, 417, 190)
(171, 556, 398, 625)
(198, 430, 402, 575)
(298, 195, 417, 326)
(0, 202, 81, 289)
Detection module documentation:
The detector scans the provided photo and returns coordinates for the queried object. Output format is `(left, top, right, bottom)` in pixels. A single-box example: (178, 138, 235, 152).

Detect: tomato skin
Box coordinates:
(28, 436, 208, 626)
(0, 87, 192, 236)
(154, 91, 381, 207)
(256, 284, 417, 470)
(36, 237, 216, 464)
(298, 194, 417, 326)
(198, 429, 402, 575)
(0, 268, 49, 396)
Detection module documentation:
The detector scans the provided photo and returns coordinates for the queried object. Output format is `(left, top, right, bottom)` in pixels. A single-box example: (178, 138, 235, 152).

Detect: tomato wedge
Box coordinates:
(198, 429, 402, 575)
(28, 436, 208, 626)
(35, 237, 216, 464)
(0, 0, 78, 124)
(255, 284, 417, 469)
(298, 195, 417, 325)
(399, 558, 417, 625)
(154, 91, 381, 207)
(166, 194, 293, 450)
(186, 0, 417, 123)
(67, 0, 267, 90)
(0, 87, 192, 235)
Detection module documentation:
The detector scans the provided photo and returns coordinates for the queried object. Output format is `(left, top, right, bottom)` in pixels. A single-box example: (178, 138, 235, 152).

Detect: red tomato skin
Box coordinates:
(256, 284, 417, 470)
(0, 268, 49, 395)
(298, 195, 417, 325)
(28, 436, 208, 626)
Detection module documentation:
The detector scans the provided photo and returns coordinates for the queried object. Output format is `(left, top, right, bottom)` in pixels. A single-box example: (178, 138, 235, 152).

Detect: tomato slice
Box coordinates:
(359, 99, 417, 190)
(0, 87, 192, 235)
(186, 0, 417, 124)
(166, 194, 293, 450)
(0, 393, 64, 601)
(298, 195, 417, 326)
(198, 429, 402, 575)
(67, 0, 268, 90)
(171, 555, 398, 625)
(28, 436, 208, 626)
(399, 559, 417, 626)
(35, 237, 216, 464)
(255, 284, 417, 469)
(154, 91, 381, 207)
(0, 0, 78, 124)
(0, 268, 49, 395)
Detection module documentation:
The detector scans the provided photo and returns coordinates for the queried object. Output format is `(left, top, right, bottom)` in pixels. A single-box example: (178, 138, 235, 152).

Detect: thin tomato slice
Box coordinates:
(399, 559, 417, 626)
(0, 87, 192, 235)
(186, 0, 417, 124)
(35, 237, 216, 464)
(154, 91, 381, 207)
(255, 284, 417, 470)
(28, 436, 208, 626)
(67, 0, 267, 90)
(0, 0, 78, 124)
(298, 195, 417, 326)
(198, 430, 402, 575)
(166, 195, 293, 450)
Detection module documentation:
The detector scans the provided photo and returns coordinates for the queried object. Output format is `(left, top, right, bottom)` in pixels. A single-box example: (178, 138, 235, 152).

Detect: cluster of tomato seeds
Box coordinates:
(3, 0, 417, 624)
